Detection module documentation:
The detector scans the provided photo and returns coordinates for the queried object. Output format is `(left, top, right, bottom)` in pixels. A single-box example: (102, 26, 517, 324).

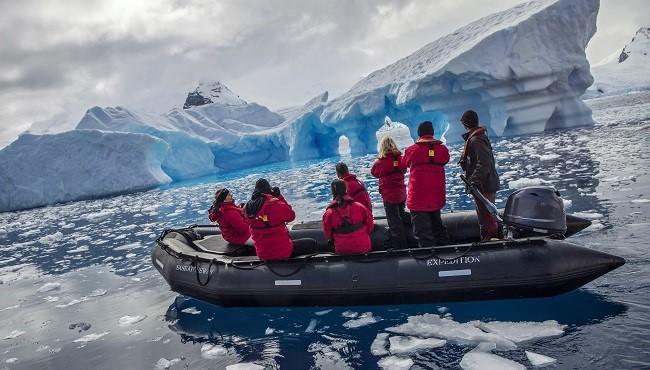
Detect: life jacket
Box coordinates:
(249, 197, 286, 230)
(326, 201, 364, 240)
(411, 141, 444, 168)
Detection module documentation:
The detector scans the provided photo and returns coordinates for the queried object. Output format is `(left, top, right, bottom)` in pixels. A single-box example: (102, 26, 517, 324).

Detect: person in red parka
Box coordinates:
(322, 179, 374, 254)
(244, 178, 317, 261)
(401, 121, 451, 247)
(371, 136, 409, 249)
(208, 188, 251, 245)
(336, 162, 373, 215)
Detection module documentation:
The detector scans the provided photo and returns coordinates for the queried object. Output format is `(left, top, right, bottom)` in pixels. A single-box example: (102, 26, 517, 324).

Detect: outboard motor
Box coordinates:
(503, 187, 566, 238)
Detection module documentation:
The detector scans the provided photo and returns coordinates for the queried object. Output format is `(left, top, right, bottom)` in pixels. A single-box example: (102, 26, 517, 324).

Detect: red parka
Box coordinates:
(246, 194, 296, 261)
(401, 135, 450, 212)
(341, 174, 373, 215)
(370, 151, 407, 204)
(208, 201, 251, 245)
(322, 196, 374, 254)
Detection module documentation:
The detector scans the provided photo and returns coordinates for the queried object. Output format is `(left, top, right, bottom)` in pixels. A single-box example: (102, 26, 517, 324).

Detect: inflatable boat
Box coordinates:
(152, 186, 624, 307)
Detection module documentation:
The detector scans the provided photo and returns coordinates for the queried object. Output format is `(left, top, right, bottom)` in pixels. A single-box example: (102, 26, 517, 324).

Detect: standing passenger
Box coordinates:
(371, 136, 409, 249)
(458, 110, 500, 240)
(244, 179, 317, 261)
(322, 180, 374, 254)
(401, 121, 450, 247)
(336, 162, 373, 215)
(208, 188, 251, 245)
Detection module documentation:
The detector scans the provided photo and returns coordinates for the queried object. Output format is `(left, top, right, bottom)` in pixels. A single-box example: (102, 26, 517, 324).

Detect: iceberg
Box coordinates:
(0, 0, 601, 212)
(0, 130, 171, 212)
(585, 27, 650, 99)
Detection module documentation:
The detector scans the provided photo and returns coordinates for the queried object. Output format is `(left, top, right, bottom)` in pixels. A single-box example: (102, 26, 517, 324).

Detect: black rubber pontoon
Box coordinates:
(151, 210, 624, 307)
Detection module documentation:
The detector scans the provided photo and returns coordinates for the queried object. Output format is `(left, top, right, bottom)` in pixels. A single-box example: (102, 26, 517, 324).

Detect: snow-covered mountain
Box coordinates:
(585, 27, 650, 99)
(0, 0, 601, 212)
(183, 81, 247, 109)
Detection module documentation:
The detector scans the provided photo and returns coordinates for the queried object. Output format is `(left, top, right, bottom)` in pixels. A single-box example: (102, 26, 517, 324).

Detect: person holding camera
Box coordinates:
(244, 178, 317, 261)
(208, 188, 251, 245)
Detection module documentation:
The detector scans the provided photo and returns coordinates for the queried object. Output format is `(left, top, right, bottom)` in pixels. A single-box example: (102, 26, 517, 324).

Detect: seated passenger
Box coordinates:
(371, 136, 409, 249)
(336, 162, 373, 215)
(244, 179, 317, 261)
(208, 188, 251, 245)
(322, 179, 374, 254)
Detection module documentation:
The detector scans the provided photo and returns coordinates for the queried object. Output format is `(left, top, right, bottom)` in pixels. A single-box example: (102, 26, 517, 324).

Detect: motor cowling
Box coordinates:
(503, 186, 567, 236)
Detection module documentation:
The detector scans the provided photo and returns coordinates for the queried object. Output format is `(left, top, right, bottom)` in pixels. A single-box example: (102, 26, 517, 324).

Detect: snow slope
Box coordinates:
(585, 27, 650, 99)
(0, 130, 170, 212)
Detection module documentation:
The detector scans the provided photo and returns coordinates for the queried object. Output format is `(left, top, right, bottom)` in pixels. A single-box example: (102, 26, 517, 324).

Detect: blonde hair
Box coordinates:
(378, 135, 399, 158)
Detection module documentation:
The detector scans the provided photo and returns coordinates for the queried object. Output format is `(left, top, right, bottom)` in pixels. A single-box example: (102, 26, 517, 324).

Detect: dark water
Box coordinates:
(1, 92, 649, 369)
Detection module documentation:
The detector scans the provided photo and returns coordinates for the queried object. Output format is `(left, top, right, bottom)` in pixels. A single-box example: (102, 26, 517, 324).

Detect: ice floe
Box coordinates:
(508, 178, 551, 190)
(265, 327, 275, 335)
(73, 331, 109, 343)
(154, 357, 180, 370)
(343, 312, 379, 328)
(5, 358, 18, 364)
(377, 356, 414, 370)
(476, 320, 566, 343)
(225, 364, 264, 370)
(460, 343, 525, 370)
(89, 288, 108, 297)
(201, 344, 227, 359)
(3, 330, 25, 340)
(371, 333, 390, 356)
(305, 318, 318, 333)
(315, 309, 332, 316)
(180, 307, 201, 315)
(341, 310, 358, 318)
(119, 315, 147, 326)
(38, 231, 64, 245)
(37, 282, 61, 293)
(525, 350, 557, 367)
(388, 336, 447, 354)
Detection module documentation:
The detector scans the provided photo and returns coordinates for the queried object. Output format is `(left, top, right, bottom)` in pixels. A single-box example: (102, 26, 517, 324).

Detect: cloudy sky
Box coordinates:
(0, 0, 648, 147)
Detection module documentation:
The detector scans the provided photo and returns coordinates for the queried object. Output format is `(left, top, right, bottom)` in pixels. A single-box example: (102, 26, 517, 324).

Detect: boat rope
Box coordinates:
(411, 242, 478, 261)
(264, 253, 319, 277)
(192, 255, 217, 286)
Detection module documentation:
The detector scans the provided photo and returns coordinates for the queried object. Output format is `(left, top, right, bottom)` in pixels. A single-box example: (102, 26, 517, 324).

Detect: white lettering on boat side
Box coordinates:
(439, 269, 472, 277)
(426, 256, 480, 266)
(275, 280, 302, 286)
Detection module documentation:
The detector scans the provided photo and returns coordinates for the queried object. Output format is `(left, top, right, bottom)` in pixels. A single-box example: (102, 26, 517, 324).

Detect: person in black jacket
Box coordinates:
(458, 110, 500, 240)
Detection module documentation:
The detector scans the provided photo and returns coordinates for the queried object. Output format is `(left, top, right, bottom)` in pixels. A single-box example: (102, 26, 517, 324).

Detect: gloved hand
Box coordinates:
(238, 202, 245, 208)
(271, 186, 282, 198)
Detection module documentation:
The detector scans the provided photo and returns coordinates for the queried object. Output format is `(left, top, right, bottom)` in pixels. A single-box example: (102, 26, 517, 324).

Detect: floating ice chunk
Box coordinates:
(386, 314, 516, 350)
(460, 343, 525, 370)
(38, 231, 64, 245)
(154, 357, 180, 370)
(69, 322, 91, 331)
(388, 336, 447, 354)
(631, 199, 650, 204)
(44, 296, 60, 302)
(377, 356, 414, 370)
(315, 309, 332, 316)
(508, 178, 551, 190)
(201, 344, 228, 359)
(538, 154, 560, 161)
(5, 358, 18, 364)
(181, 307, 201, 315)
(37, 282, 61, 293)
(67, 246, 89, 253)
(225, 364, 264, 370)
(3, 330, 25, 339)
(343, 312, 379, 328)
(73, 331, 109, 343)
(125, 329, 142, 336)
(61, 223, 76, 229)
(572, 212, 603, 220)
(305, 319, 318, 333)
(437, 307, 449, 314)
(83, 210, 116, 221)
(89, 288, 108, 297)
(525, 350, 557, 366)
(115, 242, 143, 251)
(476, 320, 566, 343)
(56, 298, 86, 308)
(563, 199, 572, 209)
(371, 333, 390, 356)
(342, 310, 358, 318)
(119, 315, 147, 326)
(265, 327, 275, 335)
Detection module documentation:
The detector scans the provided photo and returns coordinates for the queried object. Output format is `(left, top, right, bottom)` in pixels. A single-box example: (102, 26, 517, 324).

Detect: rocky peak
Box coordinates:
(183, 81, 247, 109)
(618, 27, 650, 63)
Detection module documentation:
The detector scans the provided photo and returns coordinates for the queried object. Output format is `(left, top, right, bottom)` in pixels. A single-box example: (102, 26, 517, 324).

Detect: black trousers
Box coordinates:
(291, 238, 319, 257)
(384, 201, 410, 249)
(411, 210, 450, 247)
